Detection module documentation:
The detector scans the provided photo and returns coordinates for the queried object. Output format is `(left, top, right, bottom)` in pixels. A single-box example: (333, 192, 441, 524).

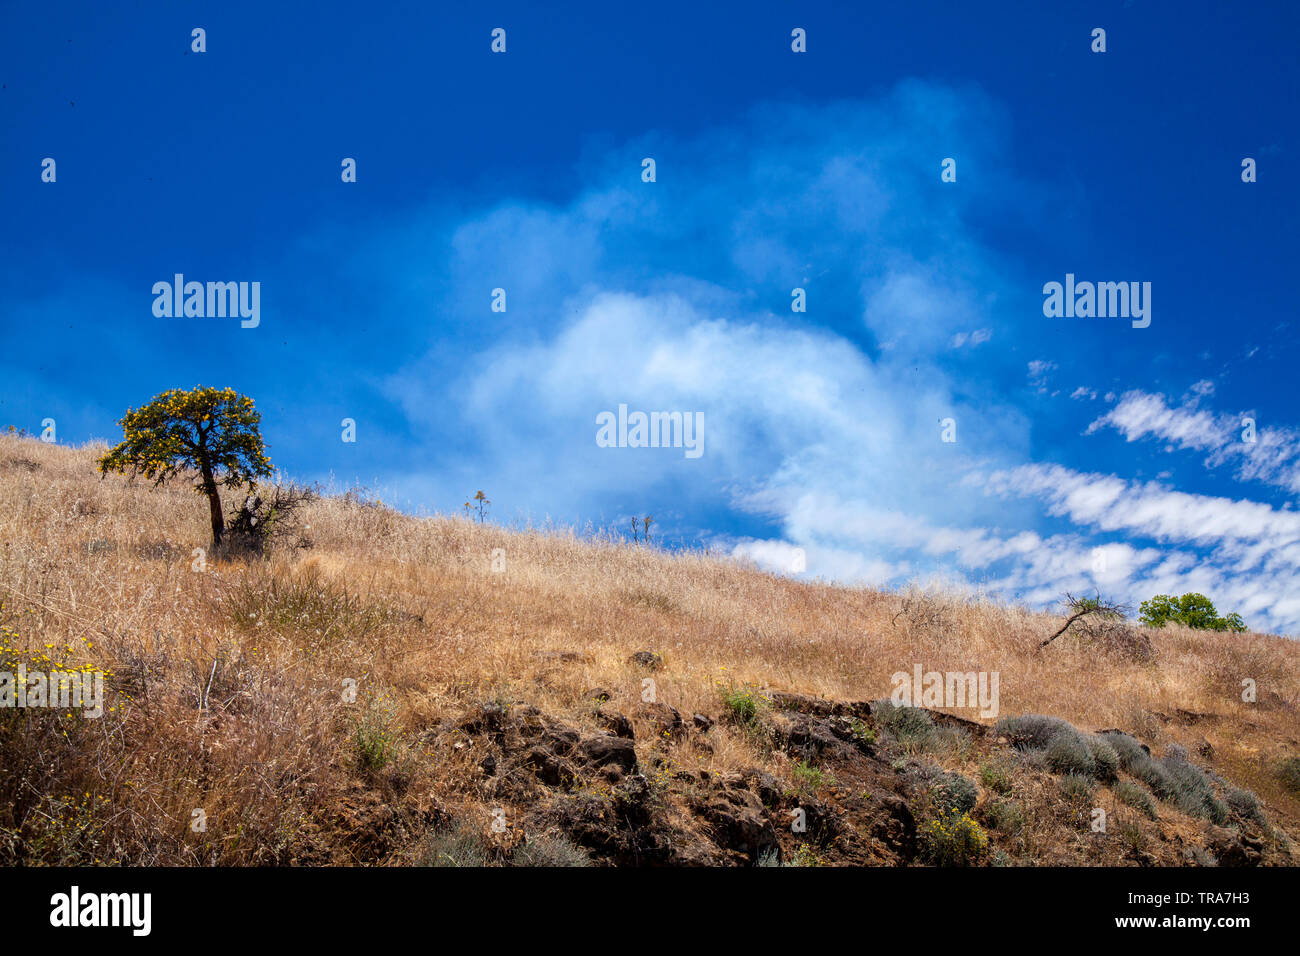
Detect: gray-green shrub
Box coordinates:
(1162, 749, 1229, 824)
(994, 714, 1076, 750)
(874, 700, 936, 747)
(1223, 786, 1265, 826)
(984, 799, 1024, 834)
(1059, 772, 1097, 802)
(1279, 756, 1300, 795)
(931, 771, 978, 815)
(997, 714, 1117, 782)
(1101, 730, 1174, 797)
(1046, 734, 1095, 777)
(1087, 736, 1120, 782)
(511, 832, 592, 867)
(1103, 733, 1228, 823)
(1115, 779, 1158, 819)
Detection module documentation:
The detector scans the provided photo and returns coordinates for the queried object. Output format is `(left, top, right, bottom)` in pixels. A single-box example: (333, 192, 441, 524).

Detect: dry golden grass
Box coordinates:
(1, 432, 1298, 864)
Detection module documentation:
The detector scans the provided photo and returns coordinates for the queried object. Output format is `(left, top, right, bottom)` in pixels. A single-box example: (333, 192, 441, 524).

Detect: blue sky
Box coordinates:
(4, 1, 1300, 632)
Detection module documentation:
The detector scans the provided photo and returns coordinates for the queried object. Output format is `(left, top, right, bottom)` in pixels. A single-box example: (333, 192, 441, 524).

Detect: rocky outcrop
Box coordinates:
(429, 692, 1292, 867)
(1204, 825, 1266, 867)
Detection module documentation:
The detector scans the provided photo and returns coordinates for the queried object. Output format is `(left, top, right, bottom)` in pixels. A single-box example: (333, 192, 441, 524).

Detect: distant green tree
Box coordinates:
(1221, 612, 1247, 632)
(1138, 593, 1247, 632)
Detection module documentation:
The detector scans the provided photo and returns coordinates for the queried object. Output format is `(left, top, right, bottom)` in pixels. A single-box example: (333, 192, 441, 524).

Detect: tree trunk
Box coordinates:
(199, 456, 223, 550)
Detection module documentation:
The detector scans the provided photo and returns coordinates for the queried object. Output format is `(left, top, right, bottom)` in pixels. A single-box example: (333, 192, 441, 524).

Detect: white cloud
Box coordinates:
(1027, 360, 1057, 391)
(1088, 389, 1300, 495)
(372, 89, 1300, 636)
(950, 328, 992, 349)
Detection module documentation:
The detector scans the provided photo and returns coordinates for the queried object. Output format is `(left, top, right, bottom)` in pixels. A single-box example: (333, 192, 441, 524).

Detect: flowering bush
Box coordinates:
(922, 809, 989, 866)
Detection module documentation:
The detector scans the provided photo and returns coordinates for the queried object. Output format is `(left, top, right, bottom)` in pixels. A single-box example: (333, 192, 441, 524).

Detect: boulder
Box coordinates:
(628, 650, 664, 670)
(595, 709, 635, 739)
(578, 735, 638, 775)
(636, 702, 686, 741)
(1204, 826, 1264, 867)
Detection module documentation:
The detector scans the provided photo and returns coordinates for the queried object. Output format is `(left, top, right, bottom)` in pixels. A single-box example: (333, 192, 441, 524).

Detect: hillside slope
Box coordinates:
(1, 433, 1298, 866)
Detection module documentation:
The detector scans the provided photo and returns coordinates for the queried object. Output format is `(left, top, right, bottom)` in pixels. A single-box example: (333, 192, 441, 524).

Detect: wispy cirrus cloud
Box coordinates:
(978, 463, 1300, 550)
(1088, 388, 1300, 495)
(972, 462, 1300, 627)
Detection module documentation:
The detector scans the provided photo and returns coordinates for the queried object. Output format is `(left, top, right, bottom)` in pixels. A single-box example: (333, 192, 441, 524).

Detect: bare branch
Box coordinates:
(1040, 590, 1131, 649)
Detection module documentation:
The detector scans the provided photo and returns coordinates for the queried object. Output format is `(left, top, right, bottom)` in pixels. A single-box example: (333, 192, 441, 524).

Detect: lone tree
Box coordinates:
(98, 387, 272, 549)
(1139, 593, 1246, 632)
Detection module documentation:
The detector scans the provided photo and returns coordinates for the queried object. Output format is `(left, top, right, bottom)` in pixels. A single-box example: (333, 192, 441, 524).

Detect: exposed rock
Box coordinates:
(595, 709, 635, 739)
(577, 735, 638, 774)
(1205, 826, 1265, 867)
(690, 785, 779, 863)
(769, 710, 859, 760)
(517, 709, 581, 753)
(433, 693, 1290, 868)
(627, 651, 663, 670)
(870, 795, 918, 863)
(524, 746, 575, 787)
(456, 701, 637, 791)
(768, 690, 872, 719)
(636, 702, 686, 741)
(766, 706, 873, 762)
(530, 772, 692, 865)
(734, 767, 784, 805)
(458, 701, 509, 737)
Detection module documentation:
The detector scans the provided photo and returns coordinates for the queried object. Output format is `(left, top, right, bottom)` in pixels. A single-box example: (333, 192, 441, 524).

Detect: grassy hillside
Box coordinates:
(2, 433, 1298, 866)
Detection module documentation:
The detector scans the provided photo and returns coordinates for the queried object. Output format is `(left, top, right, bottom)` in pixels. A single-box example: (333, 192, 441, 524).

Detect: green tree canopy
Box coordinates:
(98, 386, 272, 548)
(1138, 593, 1247, 632)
